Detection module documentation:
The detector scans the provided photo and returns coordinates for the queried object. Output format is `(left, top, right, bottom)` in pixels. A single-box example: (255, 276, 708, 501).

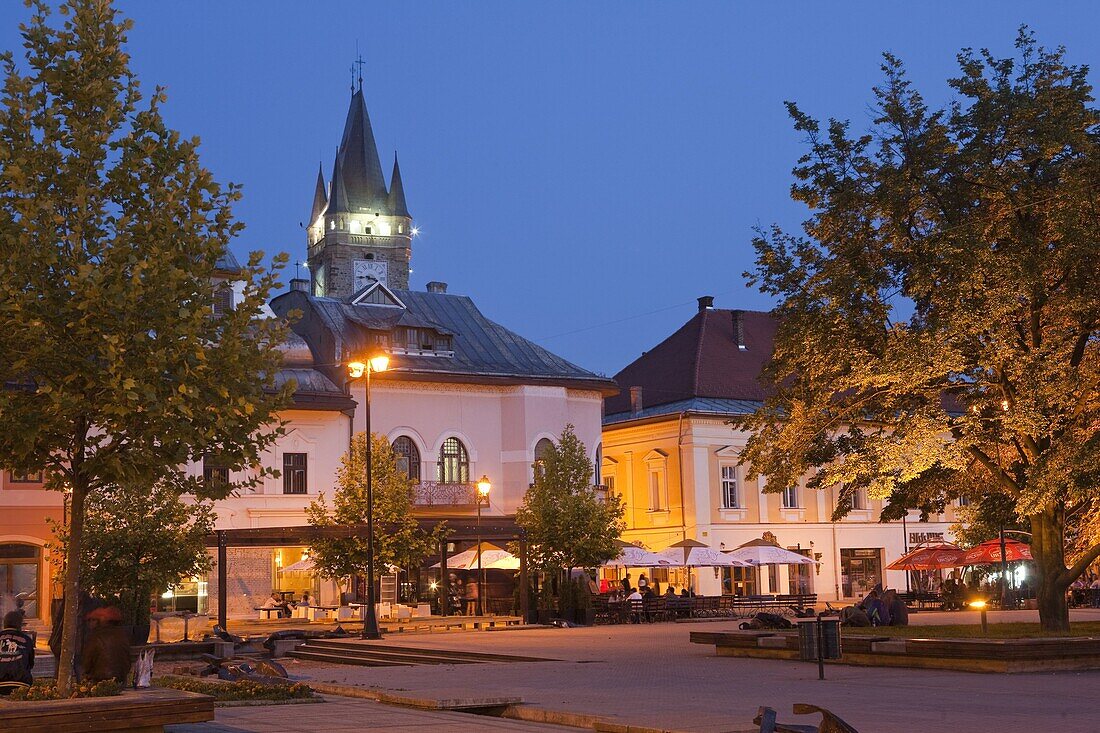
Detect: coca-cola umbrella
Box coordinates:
(961, 538, 1033, 565)
(886, 544, 967, 571)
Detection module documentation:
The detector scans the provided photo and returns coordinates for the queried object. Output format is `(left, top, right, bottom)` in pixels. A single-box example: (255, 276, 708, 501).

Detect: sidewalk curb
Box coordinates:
(310, 682, 755, 733)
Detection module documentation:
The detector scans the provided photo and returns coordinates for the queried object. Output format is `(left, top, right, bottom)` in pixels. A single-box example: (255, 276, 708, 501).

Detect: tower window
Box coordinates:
(364, 226, 372, 234)
(213, 285, 233, 316)
(365, 253, 374, 260)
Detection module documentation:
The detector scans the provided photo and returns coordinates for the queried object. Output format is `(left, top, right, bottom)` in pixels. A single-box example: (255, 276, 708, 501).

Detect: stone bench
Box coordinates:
(0, 688, 214, 733)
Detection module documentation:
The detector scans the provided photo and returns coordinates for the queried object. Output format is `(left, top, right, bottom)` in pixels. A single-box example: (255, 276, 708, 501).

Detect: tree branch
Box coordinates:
(967, 446, 1020, 494)
(1061, 541, 1100, 587)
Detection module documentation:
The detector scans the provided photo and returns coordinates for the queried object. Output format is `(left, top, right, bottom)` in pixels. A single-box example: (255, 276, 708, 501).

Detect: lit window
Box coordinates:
(721, 465, 739, 509)
(283, 453, 307, 494)
(202, 456, 229, 492)
(437, 438, 469, 484)
(649, 470, 664, 511)
(8, 471, 43, 484)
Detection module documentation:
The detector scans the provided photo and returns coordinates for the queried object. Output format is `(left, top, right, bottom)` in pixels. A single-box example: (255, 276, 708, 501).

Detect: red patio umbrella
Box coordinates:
(961, 539, 1033, 565)
(886, 544, 966, 570)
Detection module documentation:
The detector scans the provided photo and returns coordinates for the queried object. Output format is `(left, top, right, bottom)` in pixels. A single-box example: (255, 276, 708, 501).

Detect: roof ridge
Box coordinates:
(691, 308, 708, 396)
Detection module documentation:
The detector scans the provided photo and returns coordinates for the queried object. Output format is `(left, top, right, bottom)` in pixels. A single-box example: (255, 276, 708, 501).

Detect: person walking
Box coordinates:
(0, 611, 34, 696)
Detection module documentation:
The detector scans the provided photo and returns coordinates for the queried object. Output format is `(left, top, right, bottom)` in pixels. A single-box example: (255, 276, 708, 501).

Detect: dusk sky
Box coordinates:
(2, 2, 1097, 376)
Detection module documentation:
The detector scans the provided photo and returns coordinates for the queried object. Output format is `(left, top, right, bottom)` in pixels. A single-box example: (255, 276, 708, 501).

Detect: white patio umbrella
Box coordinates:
(603, 540, 673, 569)
(430, 542, 520, 571)
(280, 557, 316, 573)
(724, 538, 818, 567)
(656, 539, 750, 595)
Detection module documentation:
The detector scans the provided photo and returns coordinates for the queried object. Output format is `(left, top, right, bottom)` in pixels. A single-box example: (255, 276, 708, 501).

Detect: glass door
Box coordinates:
(0, 544, 40, 618)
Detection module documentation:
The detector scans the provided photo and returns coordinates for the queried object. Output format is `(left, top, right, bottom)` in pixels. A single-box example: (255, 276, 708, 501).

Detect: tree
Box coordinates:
(306, 433, 441, 598)
(738, 30, 1100, 631)
(51, 481, 216, 633)
(514, 425, 625, 576)
(0, 1, 290, 690)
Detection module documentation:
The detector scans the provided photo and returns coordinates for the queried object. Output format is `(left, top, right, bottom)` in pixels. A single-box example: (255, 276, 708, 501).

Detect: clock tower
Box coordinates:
(306, 81, 412, 297)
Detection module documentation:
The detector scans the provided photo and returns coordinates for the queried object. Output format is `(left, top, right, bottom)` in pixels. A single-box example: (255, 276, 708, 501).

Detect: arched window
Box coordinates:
(437, 437, 469, 484)
(594, 444, 602, 486)
(392, 436, 421, 482)
(534, 438, 554, 468)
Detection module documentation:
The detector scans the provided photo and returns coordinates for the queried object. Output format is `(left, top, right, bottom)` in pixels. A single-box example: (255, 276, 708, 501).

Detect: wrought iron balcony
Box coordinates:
(412, 481, 477, 507)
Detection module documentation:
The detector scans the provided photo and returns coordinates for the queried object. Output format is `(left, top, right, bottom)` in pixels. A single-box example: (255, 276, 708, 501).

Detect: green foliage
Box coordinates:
(514, 425, 625, 574)
(306, 432, 442, 586)
(0, 0, 292, 689)
(153, 676, 314, 702)
(50, 480, 216, 627)
(738, 29, 1100, 629)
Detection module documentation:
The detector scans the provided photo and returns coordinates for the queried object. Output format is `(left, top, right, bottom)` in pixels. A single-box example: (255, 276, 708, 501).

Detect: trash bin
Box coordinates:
(798, 617, 842, 661)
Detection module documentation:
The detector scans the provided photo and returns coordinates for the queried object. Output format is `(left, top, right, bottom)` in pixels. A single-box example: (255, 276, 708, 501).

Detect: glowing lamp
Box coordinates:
(476, 475, 492, 499)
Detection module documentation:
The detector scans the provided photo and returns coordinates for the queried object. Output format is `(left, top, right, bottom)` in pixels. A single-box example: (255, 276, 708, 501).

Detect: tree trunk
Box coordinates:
(1030, 508, 1070, 633)
(56, 480, 88, 694)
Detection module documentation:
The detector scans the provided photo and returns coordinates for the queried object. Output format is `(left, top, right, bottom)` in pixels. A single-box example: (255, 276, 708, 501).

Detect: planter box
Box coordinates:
(0, 688, 214, 733)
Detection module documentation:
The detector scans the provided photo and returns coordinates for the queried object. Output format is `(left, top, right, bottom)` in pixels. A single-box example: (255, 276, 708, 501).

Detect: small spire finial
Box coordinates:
(349, 64, 355, 95)
(354, 42, 365, 92)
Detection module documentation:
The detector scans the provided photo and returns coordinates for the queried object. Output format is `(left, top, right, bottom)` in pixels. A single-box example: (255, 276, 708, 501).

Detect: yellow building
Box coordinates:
(601, 297, 963, 601)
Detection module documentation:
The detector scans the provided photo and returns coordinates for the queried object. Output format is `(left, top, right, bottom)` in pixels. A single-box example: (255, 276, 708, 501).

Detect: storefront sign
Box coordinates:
(909, 532, 945, 544)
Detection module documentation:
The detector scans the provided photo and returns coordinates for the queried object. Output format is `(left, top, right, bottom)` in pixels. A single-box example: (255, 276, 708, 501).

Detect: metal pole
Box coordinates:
(217, 531, 227, 631)
(362, 367, 382, 640)
(476, 498, 484, 617)
(519, 537, 529, 624)
(816, 616, 825, 681)
(902, 512, 910, 593)
(439, 539, 449, 617)
(999, 526, 1008, 609)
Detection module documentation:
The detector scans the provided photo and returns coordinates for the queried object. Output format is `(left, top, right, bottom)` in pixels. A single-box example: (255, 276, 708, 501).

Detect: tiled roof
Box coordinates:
(604, 307, 777, 416)
(270, 288, 617, 392)
(604, 397, 764, 424)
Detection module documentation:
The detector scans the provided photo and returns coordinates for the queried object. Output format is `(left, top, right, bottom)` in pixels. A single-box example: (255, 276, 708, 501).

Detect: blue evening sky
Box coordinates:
(2, 2, 1097, 376)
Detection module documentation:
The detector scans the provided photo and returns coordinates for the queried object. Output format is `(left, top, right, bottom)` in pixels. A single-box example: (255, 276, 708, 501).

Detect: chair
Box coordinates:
(395, 605, 412, 621)
(416, 603, 432, 618)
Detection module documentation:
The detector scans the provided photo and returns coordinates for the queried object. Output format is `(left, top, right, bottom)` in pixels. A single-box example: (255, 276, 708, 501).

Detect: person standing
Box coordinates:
(637, 574, 649, 592)
(0, 611, 34, 696)
(464, 578, 479, 616)
(620, 573, 632, 594)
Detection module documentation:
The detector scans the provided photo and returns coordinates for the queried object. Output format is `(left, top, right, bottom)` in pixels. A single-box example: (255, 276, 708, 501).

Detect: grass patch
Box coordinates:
(843, 622, 1100, 639)
(153, 676, 314, 702)
(8, 679, 121, 701)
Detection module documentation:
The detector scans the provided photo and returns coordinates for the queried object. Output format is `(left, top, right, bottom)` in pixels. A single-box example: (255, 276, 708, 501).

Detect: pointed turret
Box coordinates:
(326, 148, 351, 214)
(309, 163, 328, 225)
(387, 152, 410, 218)
(337, 88, 388, 211)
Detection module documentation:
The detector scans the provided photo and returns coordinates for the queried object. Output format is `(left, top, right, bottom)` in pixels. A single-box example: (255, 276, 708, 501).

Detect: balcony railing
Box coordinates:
(412, 481, 477, 507)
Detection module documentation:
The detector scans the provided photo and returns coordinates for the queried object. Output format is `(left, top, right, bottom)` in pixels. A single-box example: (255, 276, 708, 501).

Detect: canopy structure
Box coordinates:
(603, 540, 672, 568)
(724, 538, 817, 567)
(279, 557, 316, 573)
(886, 544, 966, 571)
(962, 539, 1033, 565)
(657, 539, 750, 568)
(430, 542, 520, 571)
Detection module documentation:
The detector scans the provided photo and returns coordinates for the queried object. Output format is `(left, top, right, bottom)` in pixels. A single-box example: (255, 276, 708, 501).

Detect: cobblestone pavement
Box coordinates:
(276, 611, 1100, 733)
(168, 696, 577, 733)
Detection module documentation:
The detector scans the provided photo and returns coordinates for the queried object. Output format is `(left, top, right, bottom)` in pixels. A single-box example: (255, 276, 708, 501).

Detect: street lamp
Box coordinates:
(347, 349, 390, 640)
(969, 599, 989, 635)
(475, 474, 491, 617)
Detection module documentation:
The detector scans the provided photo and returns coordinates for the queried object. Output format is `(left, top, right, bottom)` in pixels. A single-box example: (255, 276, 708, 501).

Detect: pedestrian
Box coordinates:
(638, 573, 649, 592)
(82, 606, 132, 684)
(0, 611, 34, 696)
(464, 578, 479, 616)
(620, 573, 632, 594)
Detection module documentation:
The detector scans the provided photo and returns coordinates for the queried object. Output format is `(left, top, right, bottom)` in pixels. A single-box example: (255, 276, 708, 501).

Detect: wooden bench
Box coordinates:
(0, 688, 214, 733)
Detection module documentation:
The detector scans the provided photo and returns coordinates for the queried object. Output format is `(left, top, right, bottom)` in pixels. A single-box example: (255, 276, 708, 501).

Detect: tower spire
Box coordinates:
(309, 162, 328, 225)
(387, 152, 410, 218)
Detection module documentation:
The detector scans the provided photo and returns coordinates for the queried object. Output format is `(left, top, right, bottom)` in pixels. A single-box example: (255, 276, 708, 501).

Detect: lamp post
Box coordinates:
(475, 475, 491, 617)
(347, 350, 390, 640)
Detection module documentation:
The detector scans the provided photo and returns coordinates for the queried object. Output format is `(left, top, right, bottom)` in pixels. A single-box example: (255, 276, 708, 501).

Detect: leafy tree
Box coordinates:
(306, 433, 441, 598)
(738, 30, 1100, 631)
(51, 481, 217, 632)
(0, 1, 290, 690)
(514, 425, 625, 576)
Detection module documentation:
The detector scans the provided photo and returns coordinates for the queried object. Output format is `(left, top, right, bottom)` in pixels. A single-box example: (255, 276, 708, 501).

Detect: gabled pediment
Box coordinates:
(643, 449, 668, 463)
(351, 280, 406, 309)
(715, 445, 743, 457)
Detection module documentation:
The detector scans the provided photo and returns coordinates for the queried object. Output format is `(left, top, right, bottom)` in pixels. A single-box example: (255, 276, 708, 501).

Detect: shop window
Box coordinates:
(392, 436, 421, 482)
(437, 437, 469, 484)
(283, 453, 308, 494)
(841, 548, 883, 598)
(723, 566, 758, 596)
(787, 548, 814, 594)
(0, 543, 40, 618)
(720, 465, 739, 508)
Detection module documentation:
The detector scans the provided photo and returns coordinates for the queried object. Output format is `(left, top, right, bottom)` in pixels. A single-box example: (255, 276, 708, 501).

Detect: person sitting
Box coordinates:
(664, 585, 677, 598)
(642, 585, 655, 599)
(0, 611, 34, 696)
(298, 591, 313, 607)
(626, 588, 643, 623)
(680, 587, 691, 598)
(82, 606, 131, 684)
(261, 592, 289, 618)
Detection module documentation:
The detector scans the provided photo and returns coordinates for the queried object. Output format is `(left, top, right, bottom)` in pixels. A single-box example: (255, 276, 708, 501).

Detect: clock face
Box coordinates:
(353, 259, 388, 290)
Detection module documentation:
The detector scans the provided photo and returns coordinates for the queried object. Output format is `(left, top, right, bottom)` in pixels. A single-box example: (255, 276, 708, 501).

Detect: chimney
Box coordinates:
(427, 281, 448, 294)
(630, 386, 643, 416)
(732, 310, 746, 350)
(290, 278, 310, 293)
(697, 295, 714, 312)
